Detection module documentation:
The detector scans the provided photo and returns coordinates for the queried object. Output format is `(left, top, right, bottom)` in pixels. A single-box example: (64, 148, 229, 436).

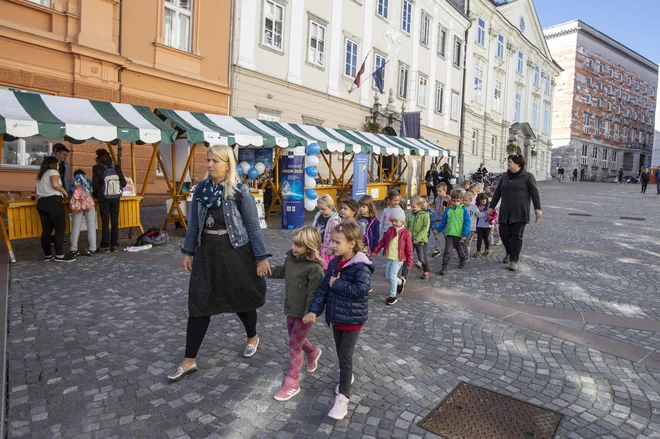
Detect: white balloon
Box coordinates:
(305, 175, 317, 189)
(239, 161, 251, 175)
(255, 162, 266, 175)
(305, 155, 319, 167)
(304, 198, 317, 211)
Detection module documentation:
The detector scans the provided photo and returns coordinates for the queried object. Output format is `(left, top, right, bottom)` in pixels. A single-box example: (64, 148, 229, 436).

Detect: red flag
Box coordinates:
(353, 59, 366, 89)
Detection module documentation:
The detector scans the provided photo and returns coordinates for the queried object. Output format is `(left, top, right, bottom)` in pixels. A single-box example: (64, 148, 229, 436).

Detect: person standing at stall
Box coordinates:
(92, 149, 126, 252)
(437, 163, 454, 193)
(424, 163, 439, 203)
(53, 144, 72, 195)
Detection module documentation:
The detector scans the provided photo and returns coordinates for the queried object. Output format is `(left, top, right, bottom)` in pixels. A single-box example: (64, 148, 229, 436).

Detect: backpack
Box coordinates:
(135, 227, 168, 246)
(69, 183, 95, 212)
(101, 164, 123, 199)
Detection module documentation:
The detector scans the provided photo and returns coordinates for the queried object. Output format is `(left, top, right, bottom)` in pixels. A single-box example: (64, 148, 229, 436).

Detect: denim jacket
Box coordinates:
(181, 182, 270, 260)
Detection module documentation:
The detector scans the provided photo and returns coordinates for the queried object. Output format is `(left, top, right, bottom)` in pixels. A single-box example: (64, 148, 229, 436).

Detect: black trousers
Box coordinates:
(641, 181, 648, 194)
(499, 222, 526, 262)
(185, 310, 258, 358)
(426, 185, 438, 201)
(414, 242, 429, 272)
(333, 327, 361, 398)
(442, 235, 466, 267)
(36, 196, 66, 257)
(99, 199, 120, 248)
(476, 227, 491, 251)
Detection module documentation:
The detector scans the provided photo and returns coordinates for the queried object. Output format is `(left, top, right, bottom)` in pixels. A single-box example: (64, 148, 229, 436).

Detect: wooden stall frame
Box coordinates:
(162, 143, 197, 231)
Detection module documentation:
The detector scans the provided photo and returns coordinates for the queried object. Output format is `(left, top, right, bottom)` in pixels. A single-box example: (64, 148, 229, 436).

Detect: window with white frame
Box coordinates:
(545, 75, 551, 94)
(497, 34, 504, 59)
(634, 97, 638, 105)
(420, 11, 431, 47)
(598, 81, 602, 91)
(612, 150, 617, 161)
(473, 64, 484, 104)
(598, 63, 604, 74)
(607, 85, 612, 95)
(595, 116, 601, 133)
(581, 144, 588, 156)
(642, 99, 646, 109)
(471, 130, 479, 155)
(514, 91, 522, 122)
(476, 18, 485, 46)
(597, 98, 601, 108)
(397, 63, 409, 99)
(401, 0, 412, 34)
(618, 72, 623, 82)
(585, 94, 591, 104)
(308, 20, 326, 67)
(262, 0, 284, 51)
(164, 0, 193, 52)
(614, 123, 619, 139)
(616, 89, 621, 98)
(257, 113, 280, 122)
(534, 66, 540, 86)
(531, 99, 539, 130)
(377, 0, 388, 19)
(493, 78, 502, 113)
(592, 146, 598, 158)
(607, 102, 612, 111)
(374, 53, 386, 82)
(588, 59, 594, 69)
(641, 114, 645, 123)
(418, 75, 428, 107)
(491, 135, 497, 159)
(604, 120, 610, 136)
(453, 37, 462, 68)
(438, 26, 447, 57)
(625, 93, 630, 101)
(627, 77, 631, 86)
(587, 77, 592, 87)
(517, 51, 524, 74)
(28, 0, 51, 5)
(616, 105, 620, 114)
(451, 91, 460, 121)
(542, 105, 549, 134)
(643, 84, 647, 93)
(435, 83, 444, 113)
(603, 149, 608, 161)
(583, 113, 591, 134)
(344, 38, 358, 77)
(610, 68, 614, 78)
(635, 81, 640, 90)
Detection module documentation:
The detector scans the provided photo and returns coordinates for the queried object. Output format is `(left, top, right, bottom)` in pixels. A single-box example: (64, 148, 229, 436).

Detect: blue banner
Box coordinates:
(280, 152, 305, 230)
(239, 148, 274, 169)
(352, 153, 369, 199)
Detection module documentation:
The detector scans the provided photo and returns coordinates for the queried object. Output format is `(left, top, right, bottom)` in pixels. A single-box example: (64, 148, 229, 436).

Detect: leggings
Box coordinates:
(476, 228, 491, 251)
(185, 310, 258, 358)
(333, 327, 361, 398)
(287, 317, 317, 380)
(37, 195, 66, 257)
(414, 242, 429, 272)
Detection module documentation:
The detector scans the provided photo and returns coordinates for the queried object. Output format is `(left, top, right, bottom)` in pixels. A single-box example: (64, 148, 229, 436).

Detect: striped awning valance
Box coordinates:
(0, 90, 177, 144)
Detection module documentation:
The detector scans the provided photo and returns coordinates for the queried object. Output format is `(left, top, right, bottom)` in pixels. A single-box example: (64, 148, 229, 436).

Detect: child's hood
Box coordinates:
(287, 249, 323, 266)
(339, 252, 375, 273)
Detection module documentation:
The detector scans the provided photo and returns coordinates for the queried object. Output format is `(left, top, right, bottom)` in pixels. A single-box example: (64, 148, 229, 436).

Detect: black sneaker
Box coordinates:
(458, 260, 466, 269)
(82, 249, 94, 256)
(439, 265, 448, 276)
(99, 247, 111, 253)
(386, 297, 397, 306)
(69, 250, 79, 258)
(397, 277, 406, 295)
(43, 255, 54, 262)
(110, 246, 118, 253)
(432, 249, 441, 258)
(53, 255, 76, 263)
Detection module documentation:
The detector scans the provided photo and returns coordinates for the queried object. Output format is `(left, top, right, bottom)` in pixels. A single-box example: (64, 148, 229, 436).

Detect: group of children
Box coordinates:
(265, 184, 500, 421)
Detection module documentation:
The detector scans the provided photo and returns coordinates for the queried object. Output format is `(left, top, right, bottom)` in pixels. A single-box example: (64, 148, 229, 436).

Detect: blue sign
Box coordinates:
(238, 148, 274, 169)
(280, 152, 305, 230)
(352, 153, 369, 199)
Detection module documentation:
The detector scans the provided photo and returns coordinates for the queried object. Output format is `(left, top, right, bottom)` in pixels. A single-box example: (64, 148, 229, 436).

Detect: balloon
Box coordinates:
(306, 142, 321, 156)
(248, 161, 256, 168)
(239, 161, 251, 175)
(305, 155, 319, 167)
(304, 198, 317, 211)
(255, 162, 266, 175)
(305, 189, 318, 200)
(247, 167, 259, 180)
(305, 166, 319, 178)
(236, 165, 244, 176)
(305, 175, 317, 189)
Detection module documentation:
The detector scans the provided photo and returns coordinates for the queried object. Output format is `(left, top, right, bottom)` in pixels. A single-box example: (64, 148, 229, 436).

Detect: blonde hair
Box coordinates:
(462, 191, 474, 203)
(207, 145, 240, 199)
(292, 226, 322, 260)
(468, 184, 478, 193)
(317, 194, 337, 212)
(331, 221, 363, 254)
(411, 195, 424, 207)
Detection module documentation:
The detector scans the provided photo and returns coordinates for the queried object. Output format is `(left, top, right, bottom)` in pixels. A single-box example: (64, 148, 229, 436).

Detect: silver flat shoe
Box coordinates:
(243, 336, 260, 357)
(167, 362, 197, 381)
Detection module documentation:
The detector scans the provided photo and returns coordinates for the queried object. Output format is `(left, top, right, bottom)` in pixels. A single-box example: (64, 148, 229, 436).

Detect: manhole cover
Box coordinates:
(568, 213, 592, 217)
(619, 216, 645, 221)
(418, 382, 563, 439)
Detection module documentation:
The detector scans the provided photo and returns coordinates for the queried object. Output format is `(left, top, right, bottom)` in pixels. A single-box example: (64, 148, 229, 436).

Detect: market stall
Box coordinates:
(0, 90, 177, 262)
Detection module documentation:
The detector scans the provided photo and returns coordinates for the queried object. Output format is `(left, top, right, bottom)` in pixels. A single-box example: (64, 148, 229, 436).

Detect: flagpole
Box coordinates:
(361, 59, 389, 87)
(348, 49, 372, 93)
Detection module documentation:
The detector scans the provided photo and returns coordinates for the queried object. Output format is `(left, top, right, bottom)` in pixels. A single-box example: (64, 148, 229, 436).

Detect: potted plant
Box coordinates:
(506, 143, 520, 154)
(363, 120, 382, 133)
(530, 149, 538, 157)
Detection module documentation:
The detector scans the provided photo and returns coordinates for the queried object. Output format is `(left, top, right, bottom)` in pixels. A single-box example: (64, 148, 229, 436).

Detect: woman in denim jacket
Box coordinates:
(169, 145, 271, 381)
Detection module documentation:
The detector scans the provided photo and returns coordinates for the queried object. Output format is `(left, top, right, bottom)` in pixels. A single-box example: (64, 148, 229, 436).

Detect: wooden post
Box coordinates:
(170, 141, 176, 201)
(163, 143, 197, 230)
(106, 142, 117, 164)
(140, 142, 160, 198)
(0, 136, 3, 167)
(130, 142, 137, 180)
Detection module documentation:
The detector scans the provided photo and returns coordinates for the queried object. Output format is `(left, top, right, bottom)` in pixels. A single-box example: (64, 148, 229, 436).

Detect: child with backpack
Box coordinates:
(357, 195, 380, 253)
(312, 194, 342, 269)
(92, 149, 126, 252)
(436, 189, 470, 275)
(69, 170, 97, 257)
(304, 222, 373, 420)
(269, 226, 325, 401)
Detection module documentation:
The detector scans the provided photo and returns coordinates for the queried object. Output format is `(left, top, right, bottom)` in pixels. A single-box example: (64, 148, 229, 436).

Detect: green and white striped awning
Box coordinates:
(155, 109, 450, 157)
(0, 90, 177, 144)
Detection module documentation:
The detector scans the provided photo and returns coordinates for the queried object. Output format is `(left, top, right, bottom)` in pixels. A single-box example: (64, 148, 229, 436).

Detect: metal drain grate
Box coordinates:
(568, 213, 592, 217)
(418, 382, 563, 439)
(619, 216, 645, 221)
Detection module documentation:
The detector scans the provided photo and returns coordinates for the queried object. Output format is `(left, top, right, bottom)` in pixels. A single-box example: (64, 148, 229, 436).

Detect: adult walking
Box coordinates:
(617, 168, 624, 184)
(92, 149, 126, 252)
(557, 167, 564, 183)
(437, 163, 454, 193)
(169, 145, 271, 381)
(487, 154, 541, 272)
(656, 168, 660, 195)
(640, 167, 650, 194)
(572, 168, 578, 182)
(424, 163, 439, 201)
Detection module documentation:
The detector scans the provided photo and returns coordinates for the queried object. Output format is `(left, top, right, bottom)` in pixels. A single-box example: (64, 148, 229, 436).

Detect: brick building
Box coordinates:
(544, 20, 657, 180)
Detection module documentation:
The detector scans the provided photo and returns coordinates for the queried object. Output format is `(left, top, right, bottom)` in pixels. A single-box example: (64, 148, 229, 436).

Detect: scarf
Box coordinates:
(195, 178, 225, 209)
(507, 168, 523, 179)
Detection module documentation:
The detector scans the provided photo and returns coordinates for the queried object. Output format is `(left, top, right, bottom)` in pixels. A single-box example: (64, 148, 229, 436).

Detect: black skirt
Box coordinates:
(188, 234, 267, 317)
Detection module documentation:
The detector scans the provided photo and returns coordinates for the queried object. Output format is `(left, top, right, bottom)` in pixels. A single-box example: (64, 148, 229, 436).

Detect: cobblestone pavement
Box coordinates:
(6, 181, 660, 439)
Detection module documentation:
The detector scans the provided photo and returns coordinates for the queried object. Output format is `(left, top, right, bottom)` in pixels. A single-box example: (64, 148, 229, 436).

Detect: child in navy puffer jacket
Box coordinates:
(304, 222, 373, 422)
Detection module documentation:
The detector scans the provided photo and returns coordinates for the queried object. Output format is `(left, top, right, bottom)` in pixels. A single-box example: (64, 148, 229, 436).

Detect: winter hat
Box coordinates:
(389, 207, 405, 222)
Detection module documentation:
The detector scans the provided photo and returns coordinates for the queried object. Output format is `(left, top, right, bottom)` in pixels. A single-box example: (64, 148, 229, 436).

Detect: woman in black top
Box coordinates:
(437, 163, 454, 194)
(487, 154, 542, 272)
(425, 163, 439, 201)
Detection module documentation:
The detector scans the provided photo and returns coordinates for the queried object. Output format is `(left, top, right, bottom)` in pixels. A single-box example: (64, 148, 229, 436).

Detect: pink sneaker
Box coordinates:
(274, 377, 300, 401)
(306, 348, 322, 373)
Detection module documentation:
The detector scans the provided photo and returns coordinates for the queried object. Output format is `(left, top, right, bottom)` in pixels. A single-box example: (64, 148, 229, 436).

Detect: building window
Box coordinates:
(493, 79, 502, 113)
(618, 72, 623, 82)
(610, 68, 614, 78)
(585, 94, 591, 104)
(497, 34, 504, 59)
(604, 120, 610, 137)
(473, 65, 484, 104)
(627, 77, 631, 86)
(374, 53, 386, 82)
(308, 20, 326, 67)
(397, 63, 409, 99)
(438, 27, 447, 57)
(635, 81, 640, 91)
(377, 0, 389, 19)
(625, 93, 630, 101)
(612, 150, 617, 161)
(418, 75, 428, 107)
(471, 130, 479, 155)
(542, 105, 549, 134)
(435, 83, 444, 113)
(607, 102, 612, 111)
(603, 149, 608, 161)
(643, 84, 647, 93)
(344, 39, 358, 77)
(1, 139, 52, 168)
(597, 98, 601, 108)
(607, 85, 612, 95)
(588, 59, 594, 69)
(583, 113, 591, 134)
(491, 135, 497, 159)
(517, 51, 524, 74)
(257, 113, 280, 122)
(597, 81, 602, 91)
(28, 0, 51, 6)
(401, 0, 412, 34)
(531, 100, 539, 130)
(514, 91, 521, 122)
(592, 147, 598, 159)
(451, 91, 460, 121)
(616, 89, 621, 98)
(625, 108, 630, 117)
(598, 63, 604, 74)
(594, 116, 601, 133)
(587, 77, 592, 87)
(453, 37, 463, 68)
(164, 0, 193, 52)
(476, 18, 486, 46)
(534, 66, 540, 86)
(420, 11, 431, 47)
(616, 105, 620, 114)
(545, 75, 551, 94)
(581, 144, 588, 157)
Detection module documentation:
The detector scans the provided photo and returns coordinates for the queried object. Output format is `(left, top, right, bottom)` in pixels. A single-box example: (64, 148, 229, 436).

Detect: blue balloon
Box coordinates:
(236, 165, 244, 176)
(305, 166, 319, 178)
(248, 161, 256, 167)
(305, 189, 318, 200)
(248, 167, 259, 180)
(306, 142, 321, 156)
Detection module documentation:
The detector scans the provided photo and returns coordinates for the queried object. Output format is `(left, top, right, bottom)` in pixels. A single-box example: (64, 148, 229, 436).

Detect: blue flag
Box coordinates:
(372, 61, 388, 94)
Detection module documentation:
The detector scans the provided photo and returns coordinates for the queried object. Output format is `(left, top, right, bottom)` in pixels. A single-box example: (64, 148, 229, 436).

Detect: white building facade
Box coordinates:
(462, 0, 560, 180)
(232, 0, 470, 173)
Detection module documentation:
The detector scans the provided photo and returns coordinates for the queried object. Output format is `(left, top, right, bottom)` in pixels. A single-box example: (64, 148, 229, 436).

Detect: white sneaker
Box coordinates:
(335, 374, 355, 395)
(328, 394, 349, 420)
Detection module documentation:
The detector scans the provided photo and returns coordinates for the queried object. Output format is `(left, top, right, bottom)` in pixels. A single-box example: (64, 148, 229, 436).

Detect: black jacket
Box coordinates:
(92, 160, 127, 201)
(489, 169, 541, 224)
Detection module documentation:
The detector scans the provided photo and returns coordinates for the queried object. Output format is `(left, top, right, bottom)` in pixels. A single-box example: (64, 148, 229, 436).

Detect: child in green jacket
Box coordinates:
(407, 195, 431, 280)
(436, 189, 470, 275)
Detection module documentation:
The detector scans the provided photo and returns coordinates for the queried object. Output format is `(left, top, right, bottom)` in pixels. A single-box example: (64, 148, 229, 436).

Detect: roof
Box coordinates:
(0, 90, 177, 145)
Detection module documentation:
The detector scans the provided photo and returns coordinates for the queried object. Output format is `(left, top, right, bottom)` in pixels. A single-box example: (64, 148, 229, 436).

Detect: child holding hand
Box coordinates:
(372, 207, 413, 304)
(313, 194, 342, 269)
